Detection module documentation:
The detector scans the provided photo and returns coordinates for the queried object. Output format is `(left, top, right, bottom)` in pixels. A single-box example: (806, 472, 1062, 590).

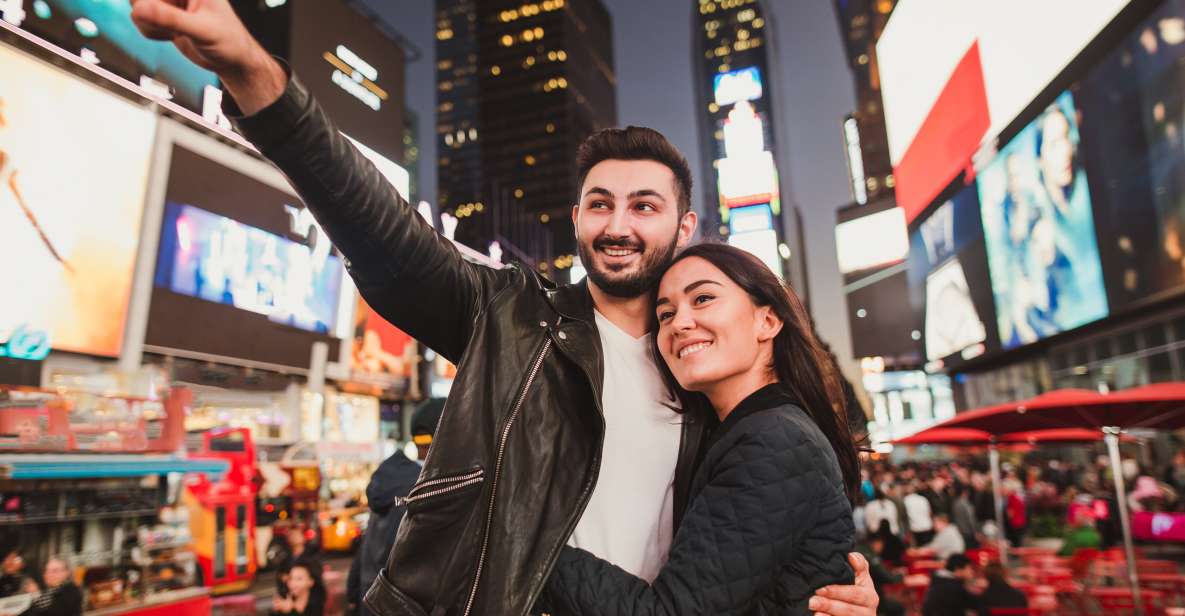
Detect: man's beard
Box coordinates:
(577, 232, 679, 298)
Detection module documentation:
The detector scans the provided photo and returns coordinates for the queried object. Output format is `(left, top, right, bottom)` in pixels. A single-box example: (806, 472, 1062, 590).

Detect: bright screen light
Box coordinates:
(723, 101, 765, 157)
(717, 151, 778, 209)
(155, 203, 345, 335)
(0, 44, 156, 357)
(923, 257, 986, 361)
(729, 203, 774, 234)
(835, 207, 909, 274)
(728, 229, 781, 276)
(876, 0, 1131, 221)
(713, 66, 763, 106)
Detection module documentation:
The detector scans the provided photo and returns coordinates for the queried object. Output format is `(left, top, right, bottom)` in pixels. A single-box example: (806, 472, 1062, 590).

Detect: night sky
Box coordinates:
(355, 0, 861, 374)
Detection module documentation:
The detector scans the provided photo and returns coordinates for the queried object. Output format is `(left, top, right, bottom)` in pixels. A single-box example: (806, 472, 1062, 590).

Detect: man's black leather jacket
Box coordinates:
(229, 75, 709, 616)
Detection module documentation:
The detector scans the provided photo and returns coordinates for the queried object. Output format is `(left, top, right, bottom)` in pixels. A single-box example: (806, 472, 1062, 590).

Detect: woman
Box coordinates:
(19, 558, 80, 616)
(271, 558, 325, 616)
(545, 243, 860, 615)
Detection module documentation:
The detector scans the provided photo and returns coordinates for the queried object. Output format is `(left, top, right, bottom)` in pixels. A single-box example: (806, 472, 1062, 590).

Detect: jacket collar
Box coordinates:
(545, 278, 597, 323)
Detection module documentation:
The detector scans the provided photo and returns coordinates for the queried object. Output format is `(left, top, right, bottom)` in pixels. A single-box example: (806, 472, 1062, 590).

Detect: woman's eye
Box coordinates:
(693, 294, 714, 305)
(657, 311, 674, 322)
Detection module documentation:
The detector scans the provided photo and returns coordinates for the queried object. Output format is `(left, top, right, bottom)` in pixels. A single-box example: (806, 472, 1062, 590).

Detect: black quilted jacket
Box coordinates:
(544, 384, 855, 615)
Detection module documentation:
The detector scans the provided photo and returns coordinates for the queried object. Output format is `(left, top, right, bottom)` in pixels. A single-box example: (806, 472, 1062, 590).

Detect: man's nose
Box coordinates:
(604, 203, 630, 236)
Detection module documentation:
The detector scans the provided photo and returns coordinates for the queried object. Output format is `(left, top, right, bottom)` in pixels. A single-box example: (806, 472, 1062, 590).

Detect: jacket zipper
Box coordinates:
(462, 337, 552, 616)
(393, 469, 485, 507)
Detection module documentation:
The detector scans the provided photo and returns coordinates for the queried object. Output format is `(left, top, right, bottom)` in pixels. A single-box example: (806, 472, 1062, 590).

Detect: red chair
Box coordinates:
(1089, 587, 1164, 615)
(1069, 547, 1101, 582)
(1141, 573, 1185, 607)
(1138, 560, 1180, 575)
(988, 609, 1047, 616)
(908, 559, 944, 575)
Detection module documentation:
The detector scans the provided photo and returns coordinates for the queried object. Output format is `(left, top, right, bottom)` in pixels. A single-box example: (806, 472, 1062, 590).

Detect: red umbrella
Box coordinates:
(891, 426, 1112, 446)
(929, 386, 1185, 434)
(927, 383, 1185, 613)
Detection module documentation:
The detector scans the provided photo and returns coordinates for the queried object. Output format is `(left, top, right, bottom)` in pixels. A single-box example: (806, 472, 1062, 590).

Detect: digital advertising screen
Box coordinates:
(7, 0, 222, 116)
(835, 207, 908, 275)
(145, 145, 343, 369)
(716, 151, 780, 210)
(877, 0, 1133, 221)
(0, 44, 155, 357)
(1076, 0, 1185, 310)
(977, 91, 1109, 349)
(155, 203, 343, 335)
(727, 229, 781, 277)
(713, 66, 763, 106)
(906, 182, 997, 365)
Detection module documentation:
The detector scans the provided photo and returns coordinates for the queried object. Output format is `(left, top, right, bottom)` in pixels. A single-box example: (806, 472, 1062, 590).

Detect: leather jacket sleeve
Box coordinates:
(544, 418, 852, 615)
(226, 72, 512, 363)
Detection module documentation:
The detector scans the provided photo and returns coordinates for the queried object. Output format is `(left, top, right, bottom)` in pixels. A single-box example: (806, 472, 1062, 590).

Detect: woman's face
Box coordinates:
(286, 565, 314, 597)
(654, 256, 780, 394)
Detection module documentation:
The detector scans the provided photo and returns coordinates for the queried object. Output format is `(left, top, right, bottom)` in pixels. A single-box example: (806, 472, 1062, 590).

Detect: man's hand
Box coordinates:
(129, 0, 286, 115)
(808, 552, 880, 616)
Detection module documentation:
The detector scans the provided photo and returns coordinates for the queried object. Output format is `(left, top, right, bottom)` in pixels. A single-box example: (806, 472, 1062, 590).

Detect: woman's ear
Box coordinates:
(755, 306, 783, 343)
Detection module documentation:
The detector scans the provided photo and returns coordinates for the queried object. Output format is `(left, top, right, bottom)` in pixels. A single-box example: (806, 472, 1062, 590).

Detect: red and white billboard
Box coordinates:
(876, 0, 1131, 222)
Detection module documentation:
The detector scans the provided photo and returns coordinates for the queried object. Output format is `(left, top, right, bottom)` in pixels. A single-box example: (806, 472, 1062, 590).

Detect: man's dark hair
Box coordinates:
(945, 554, 971, 572)
(575, 126, 693, 216)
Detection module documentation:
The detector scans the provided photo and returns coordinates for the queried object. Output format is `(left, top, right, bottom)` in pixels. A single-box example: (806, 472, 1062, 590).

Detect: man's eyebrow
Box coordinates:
(583, 186, 614, 199)
(629, 189, 666, 201)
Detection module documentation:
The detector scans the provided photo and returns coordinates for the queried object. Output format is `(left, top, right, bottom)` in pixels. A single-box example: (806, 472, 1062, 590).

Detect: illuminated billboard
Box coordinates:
(713, 66, 763, 106)
(728, 229, 781, 276)
(722, 101, 765, 157)
(877, 0, 1132, 221)
(728, 204, 774, 235)
(8, 0, 223, 117)
(155, 203, 344, 335)
(977, 91, 1108, 348)
(835, 207, 908, 274)
(717, 151, 779, 210)
(0, 44, 155, 357)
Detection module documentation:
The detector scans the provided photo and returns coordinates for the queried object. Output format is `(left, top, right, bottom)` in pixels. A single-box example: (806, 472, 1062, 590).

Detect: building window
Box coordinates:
(437, 28, 454, 40)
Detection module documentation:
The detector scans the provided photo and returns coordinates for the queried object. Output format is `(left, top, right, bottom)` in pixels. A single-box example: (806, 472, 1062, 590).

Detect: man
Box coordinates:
(348, 400, 441, 616)
(904, 482, 935, 546)
(128, 3, 879, 614)
(976, 562, 1027, 616)
(921, 513, 965, 561)
(922, 554, 977, 616)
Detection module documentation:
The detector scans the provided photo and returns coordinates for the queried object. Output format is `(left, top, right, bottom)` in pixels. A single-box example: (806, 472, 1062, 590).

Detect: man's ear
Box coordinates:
(571, 203, 580, 240)
(677, 210, 698, 247)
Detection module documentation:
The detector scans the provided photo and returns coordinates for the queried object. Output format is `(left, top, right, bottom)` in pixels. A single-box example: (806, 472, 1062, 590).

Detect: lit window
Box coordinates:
(708, 102, 719, 113)
(540, 213, 550, 223)
(469, 128, 478, 140)
(557, 77, 568, 88)
(491, 65, 502, 75)
(524, 29, 535, 42)
(501, 34, 514, 46)
(525, 155, 537, 165)
(546, 122, 556, 133)
(752, 17, 764, 28)
(436, 29, 454, 40)
(547, 50, 557, 61)
(534, 27, 544, 38)
(524, 56, 536, 67)
(557, 50, 567, 61)
(737, 30, 749, 40)
(444, 133, 454, 145)
(437, 59, 453, 70)
(515, 188, 525, 198)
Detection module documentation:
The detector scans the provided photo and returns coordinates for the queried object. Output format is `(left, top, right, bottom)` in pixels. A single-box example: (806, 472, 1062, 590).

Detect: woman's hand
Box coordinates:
(807, 552, 879, 616)
(272, 595, 293, 613)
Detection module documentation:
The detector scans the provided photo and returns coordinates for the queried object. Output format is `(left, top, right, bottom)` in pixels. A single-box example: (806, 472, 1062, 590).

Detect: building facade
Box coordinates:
(691, 0, 807, 296)
(435, 0, 616, 274)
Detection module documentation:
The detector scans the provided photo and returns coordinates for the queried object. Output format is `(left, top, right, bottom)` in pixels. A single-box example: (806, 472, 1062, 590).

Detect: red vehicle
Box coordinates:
(183, 428, 259, 595)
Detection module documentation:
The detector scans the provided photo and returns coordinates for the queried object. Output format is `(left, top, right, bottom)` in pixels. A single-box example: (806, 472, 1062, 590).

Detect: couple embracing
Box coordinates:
(131, 2, 882, 614)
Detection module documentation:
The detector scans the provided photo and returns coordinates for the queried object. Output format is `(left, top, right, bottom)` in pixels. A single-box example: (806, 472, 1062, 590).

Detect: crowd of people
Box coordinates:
(0, 543, 83, 616)
(852, 447, 1185, 615)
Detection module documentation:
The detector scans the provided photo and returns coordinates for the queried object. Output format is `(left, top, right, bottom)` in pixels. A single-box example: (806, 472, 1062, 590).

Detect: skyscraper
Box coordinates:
(834, 0, 896, 205)
(435, 0, 616, 275)
(691, 0, 807, 297)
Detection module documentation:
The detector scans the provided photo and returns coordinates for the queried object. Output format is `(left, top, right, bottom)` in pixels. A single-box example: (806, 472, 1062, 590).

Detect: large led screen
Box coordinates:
(1077, 0, 1185, 309)
(0, 44, 154, 356)
(977, 92, 1108, 348)
(145, 145, 343, 369)
(8, 0, 222, 116)
(155, 203, 343, 335)
(906, 182, 997, 364)
(877, 0, 1132, 221)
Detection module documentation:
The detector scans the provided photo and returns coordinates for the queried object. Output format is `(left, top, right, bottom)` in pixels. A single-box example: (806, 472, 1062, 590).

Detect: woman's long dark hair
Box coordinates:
(649, 243, 860, 499)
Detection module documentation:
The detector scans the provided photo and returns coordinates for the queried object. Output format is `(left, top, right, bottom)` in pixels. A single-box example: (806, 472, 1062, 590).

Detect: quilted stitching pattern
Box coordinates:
(546, 405, 855, 615)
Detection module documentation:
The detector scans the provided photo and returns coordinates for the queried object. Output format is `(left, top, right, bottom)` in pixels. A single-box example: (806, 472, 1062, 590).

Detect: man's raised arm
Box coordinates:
(129, 0, 505, 362)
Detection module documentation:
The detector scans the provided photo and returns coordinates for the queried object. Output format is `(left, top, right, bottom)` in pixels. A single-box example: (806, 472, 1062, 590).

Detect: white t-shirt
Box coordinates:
(865, 499, 900, 536)
(904, 493, 934, 533)
(567, 310, 683, 583)
(925, 524, 966, 560)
